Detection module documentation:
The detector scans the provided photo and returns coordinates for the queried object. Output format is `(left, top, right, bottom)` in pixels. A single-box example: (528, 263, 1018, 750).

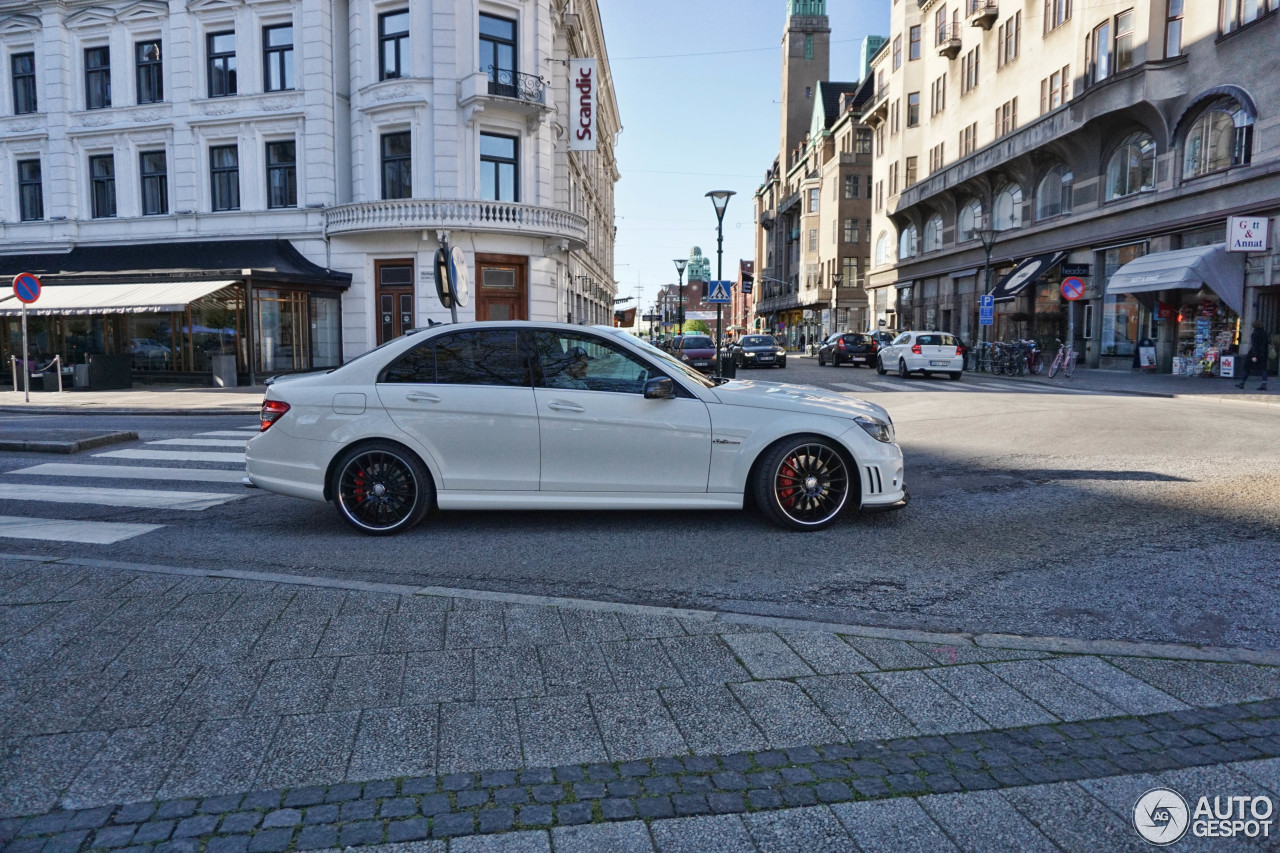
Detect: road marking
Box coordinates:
(147, 438, 249, 447)
(0, 515, 162, 544)
(7, 463, 246, 483)
(0, 483, 243, 511)
(832, 382, 878, 393)
(196, 431, 257, 438)
(235, 425, 260, 431)
(94, 449, 246, 464)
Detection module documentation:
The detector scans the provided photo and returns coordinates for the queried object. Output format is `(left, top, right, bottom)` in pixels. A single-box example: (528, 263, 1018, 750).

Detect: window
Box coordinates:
(263, 24, 294, 92)
(1090, 19, 1112, 83)
(892, 35, 902, 69)
(995, 97, 1017, 138)
(381, 131, 412, 199)
(386, 330, 528, 387)
(875, 180, 883, 210)
(865, 218, 871, 242)
(1183, 99, 1253, 178)
(907, 92, 920, 127)
(12, 52, 36, 114)
(1114, 10, 1134, 73)
(89, 154, 116, 218)
(479, 13, 517, 95)
(905, 156, 917, 187)
(207, 32, 236, 97)
(379, 10, 409, 80)
(18, 159, 42, 221)
(935, 5, 948, 45)
(890, 99, 899, 135)
(875, 232, 892, 266)
(85, 46, 111, 109)
(805, 33, 813, 60)
(992, 184, 1022, 230)
(909, 25, 921, 60)
(957, 198, 983, 241)
(1035, 164, 1073, 220)
(266, 140, 297, 208)
(855, 128, 872, 154)
(959, 122, 978, 156)
(1044, 0, 1071, 33)
(1166, 0, 1184, 56)
(923, 215, 943, 252)
(1104, 132, 1155, 200)
(209, 144, 240, 211)
(931, 74, 946, 116)
(533, 331, 655, 394)
(844, 218, 858, 242)
(961, 47, 979, 95)
(899, 224, 918, 259)
(997, 12, 1021, 68)
(888, 161, 899, 196)
(929, 142, 944, 174)
(1222, 0, 1276, 33)
(844, 175, 859, 199)
(808, 228, 817, 252)
(480, 132, 517, 201)
(808, 187, 820, 212)
(139, 151, 167, 215)
(133, 41, 162, 106)
(1040, 65, 1070, 113)
(842, 257, 858, 285)
(831, 219, 838, 243)
(875, 124, 884, 156)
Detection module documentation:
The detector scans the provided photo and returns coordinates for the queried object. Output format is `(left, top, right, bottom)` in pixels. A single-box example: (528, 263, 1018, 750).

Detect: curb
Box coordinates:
(6, 551, 1278, 666)
(0, 430, 137, 454)
(0, 405, 260, 416)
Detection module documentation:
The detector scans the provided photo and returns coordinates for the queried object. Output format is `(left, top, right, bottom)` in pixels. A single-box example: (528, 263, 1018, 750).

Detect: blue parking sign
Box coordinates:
(979, 293, 994, 326)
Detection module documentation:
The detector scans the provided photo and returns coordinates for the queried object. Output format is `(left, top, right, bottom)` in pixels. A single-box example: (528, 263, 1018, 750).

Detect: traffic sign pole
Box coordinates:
(13, 273, 43, 403)
(21, 302, 28, 402)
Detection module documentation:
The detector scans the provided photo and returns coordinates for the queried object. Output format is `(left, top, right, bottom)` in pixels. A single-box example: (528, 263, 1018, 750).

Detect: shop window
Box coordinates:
(923, 215, 943, 252)
(207, 31, 236, 98)
(379, 10, 409, 80)
(84, 46, 111, 109)
(1183, 98, 1253, 179)
(90, 154, 116, 218)
(136, 40, 162, 104)
(381, 131, 411, 199)
(480, 132, 518, 201)
(210, 144, 240, 211)
(263, 24, 294, 92)
(1035, 164, 1073, 220)
(957, 198, 983, 241)
(1101, 243, 1146, 356)
(11, 52, 36, 114)
(18, 159, 43, 221)
(140, 150, 168, 216)
(256, 289, 310, 373)
(310, 295, 341, 368)
(266, 140, 297, 208)
(1104, 132, 1155, 200)
(992, 184, 1022, 230)
(898, 224, 918, 260)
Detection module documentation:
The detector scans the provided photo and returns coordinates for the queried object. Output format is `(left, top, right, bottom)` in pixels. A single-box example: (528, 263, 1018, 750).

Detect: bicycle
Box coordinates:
(1047, 338, 1077, 378)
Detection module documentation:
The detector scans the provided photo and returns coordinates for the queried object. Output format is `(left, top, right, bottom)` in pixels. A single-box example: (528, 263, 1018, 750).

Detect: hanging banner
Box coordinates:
(569, 58, 596, 151)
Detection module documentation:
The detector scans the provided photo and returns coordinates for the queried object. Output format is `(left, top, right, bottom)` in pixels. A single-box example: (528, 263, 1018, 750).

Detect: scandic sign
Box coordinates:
(569, 58, 596, 151)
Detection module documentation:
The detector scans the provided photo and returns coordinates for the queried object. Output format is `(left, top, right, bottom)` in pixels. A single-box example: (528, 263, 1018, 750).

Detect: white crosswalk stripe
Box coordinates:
(94, 449, 246, 463)
(147, 438, 250, 448)
(0, 484, 243, 511)
(196, 431, 257, 438)
(7, 463, 246, 483)
(0, 515, 163, 544)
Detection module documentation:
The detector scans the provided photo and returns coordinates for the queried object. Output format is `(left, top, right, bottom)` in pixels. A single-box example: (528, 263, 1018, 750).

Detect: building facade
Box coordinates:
(0, 0, 619, 384)
(867, 0, 1280, 374)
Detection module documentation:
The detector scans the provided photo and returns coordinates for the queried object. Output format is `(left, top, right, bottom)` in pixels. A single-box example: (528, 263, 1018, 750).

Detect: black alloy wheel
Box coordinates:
(753, 436, 853, 531)
(332, 442, 432, 535)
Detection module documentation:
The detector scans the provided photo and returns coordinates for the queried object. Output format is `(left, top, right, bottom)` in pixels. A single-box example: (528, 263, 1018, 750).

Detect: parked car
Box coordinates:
(876, 331, 964, 380)
(245, 322, 906, 534)
(672, 334, 717, 373)
(730, 334, 787, 369)
(817, 332, 881, 368)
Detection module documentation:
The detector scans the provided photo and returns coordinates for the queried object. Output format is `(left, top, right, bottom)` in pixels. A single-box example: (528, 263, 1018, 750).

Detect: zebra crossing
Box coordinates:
(827, 376, 1097, 395)
(0, 425, 256, 545)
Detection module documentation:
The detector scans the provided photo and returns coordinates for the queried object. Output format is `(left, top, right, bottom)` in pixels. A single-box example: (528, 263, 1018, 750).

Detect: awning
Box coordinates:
(0, 280, 238, 316)
(990, 252, 1067, 302)
(1106, 245, 1245, 314)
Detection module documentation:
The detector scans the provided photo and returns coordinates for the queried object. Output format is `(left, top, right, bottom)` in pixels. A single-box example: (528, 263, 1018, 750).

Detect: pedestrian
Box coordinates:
(1236, 319, 1269, 391)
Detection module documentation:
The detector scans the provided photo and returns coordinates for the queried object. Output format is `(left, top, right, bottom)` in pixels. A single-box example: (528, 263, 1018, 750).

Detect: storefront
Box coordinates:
(0, 240, 349, 387)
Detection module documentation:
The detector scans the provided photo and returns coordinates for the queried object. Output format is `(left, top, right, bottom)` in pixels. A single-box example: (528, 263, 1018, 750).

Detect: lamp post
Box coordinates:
(706, 190, 735, 373)
(975, 216, 999, 353)
(830, 273, 843, 336)
(672, 258, 688, 334)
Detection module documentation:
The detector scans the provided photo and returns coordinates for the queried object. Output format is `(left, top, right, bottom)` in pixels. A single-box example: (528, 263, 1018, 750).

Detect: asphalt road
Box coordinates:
(3, 360, 1278, 652)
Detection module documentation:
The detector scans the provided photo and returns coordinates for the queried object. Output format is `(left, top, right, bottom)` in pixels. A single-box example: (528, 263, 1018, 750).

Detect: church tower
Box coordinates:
(779, 0, 831, 163)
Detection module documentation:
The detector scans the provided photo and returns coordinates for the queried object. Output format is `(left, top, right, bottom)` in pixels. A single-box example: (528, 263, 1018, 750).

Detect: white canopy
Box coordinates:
(1106, 245, 1245, 314)
(0, 280, 238, 316)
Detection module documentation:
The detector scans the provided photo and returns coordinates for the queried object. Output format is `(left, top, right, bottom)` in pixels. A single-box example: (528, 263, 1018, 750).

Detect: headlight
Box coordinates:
(681, 354, 690, 361)
(744, 352, 755, 358)
(855, 415, 894, 443)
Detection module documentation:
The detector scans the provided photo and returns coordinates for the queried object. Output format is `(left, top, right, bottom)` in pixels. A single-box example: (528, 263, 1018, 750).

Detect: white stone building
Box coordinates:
(0, 0, 619, 383)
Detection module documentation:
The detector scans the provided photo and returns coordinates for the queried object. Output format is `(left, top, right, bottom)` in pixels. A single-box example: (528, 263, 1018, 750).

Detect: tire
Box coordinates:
(1064, 354, 1077, 379)
(331, 441, 433, 535)
(818, 352, 826, 366)
(1047, 357, 1060, 378)
(898, 359, 910, 379)
(876, 356, 888, 375)
(950, 371, 962, 381)
(752, 435, 854, 531)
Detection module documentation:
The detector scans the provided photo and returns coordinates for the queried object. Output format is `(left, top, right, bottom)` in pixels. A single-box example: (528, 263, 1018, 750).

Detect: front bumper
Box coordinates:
(862, 489, 910, 513)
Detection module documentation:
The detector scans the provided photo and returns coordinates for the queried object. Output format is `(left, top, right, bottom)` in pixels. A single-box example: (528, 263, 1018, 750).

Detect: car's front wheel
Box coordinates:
(331, 441, 433, 535)
(753, 436, 854, 531)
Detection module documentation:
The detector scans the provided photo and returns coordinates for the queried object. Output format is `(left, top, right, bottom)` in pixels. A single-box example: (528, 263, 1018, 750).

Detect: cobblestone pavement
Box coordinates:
(3, 556, 1279, 850)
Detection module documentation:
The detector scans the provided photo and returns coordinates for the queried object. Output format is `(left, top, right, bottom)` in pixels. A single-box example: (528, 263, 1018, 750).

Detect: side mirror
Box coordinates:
(643, 377, 675, 399)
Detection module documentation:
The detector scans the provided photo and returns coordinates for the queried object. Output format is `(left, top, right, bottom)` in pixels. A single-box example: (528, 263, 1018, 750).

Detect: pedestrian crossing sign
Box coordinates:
(707, 281, 731, 303)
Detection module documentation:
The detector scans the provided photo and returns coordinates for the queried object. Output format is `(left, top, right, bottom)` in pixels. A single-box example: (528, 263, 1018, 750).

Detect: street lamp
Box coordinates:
(706, 190, 735, 373)
(673, 258, 688, 334)
(975, 215, 999, 352)
(830, 273, 843, 336)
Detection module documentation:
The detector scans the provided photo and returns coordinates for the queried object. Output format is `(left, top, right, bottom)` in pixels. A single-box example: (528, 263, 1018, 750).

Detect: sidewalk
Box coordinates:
(2, 554, 1278, 850)
(0, 386, 263, 416)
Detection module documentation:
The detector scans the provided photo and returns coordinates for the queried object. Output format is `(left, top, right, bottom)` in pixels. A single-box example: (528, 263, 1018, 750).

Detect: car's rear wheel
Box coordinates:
(898, 359, 910, 378)
(818, 352, 826, 366)
(753, 436, 854, 531)
(950, 371, 962, 381)
(332, 442, 433, 535)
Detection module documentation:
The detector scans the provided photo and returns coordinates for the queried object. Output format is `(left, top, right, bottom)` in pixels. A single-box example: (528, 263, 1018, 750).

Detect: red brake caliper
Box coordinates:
(353, 469, 367, 504)
(778, 459, 799, 507)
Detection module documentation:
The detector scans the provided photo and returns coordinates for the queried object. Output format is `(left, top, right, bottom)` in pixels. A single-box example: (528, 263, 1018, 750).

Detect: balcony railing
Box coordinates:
(937, 26, 963, 59)
(325, 198, 587, 245)
(968, 1, 998, 28)
(484, 67, 546, 105)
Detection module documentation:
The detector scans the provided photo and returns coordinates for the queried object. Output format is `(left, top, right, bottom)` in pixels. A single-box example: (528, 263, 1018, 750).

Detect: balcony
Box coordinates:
(485, 68, 546, 104)
(968, 1, 998, 29)
(459, 70, 551, 128)
(759, 210, 776, 229)
(325, 199, 588, 246)
(937, 25, 962, 59)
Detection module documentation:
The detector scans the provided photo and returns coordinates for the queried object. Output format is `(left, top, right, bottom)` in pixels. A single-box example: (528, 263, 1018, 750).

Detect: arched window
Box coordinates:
(992, 185, 1023, 230)
(1105, 132, 1156, 200)
(899, 224, 918, 259)
(1036, 164, 1074, 220)
(875, 231, 893, 266)
(1183, 97, 1253, 179)
(923, 215, 943, 252)
(957, 198, 983, 241)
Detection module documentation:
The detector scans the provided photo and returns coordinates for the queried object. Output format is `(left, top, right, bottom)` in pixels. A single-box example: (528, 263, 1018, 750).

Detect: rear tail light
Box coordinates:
(260, 400, 290, 431)
(911, 344, 922, 355)
(870, 341, 879, 351)
(837, 339, 846, 351)
(957, 344, 967, 356)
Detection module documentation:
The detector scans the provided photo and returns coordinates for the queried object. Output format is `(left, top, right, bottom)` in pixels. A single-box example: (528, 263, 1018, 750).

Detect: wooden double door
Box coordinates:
(474, 254, 527, 322)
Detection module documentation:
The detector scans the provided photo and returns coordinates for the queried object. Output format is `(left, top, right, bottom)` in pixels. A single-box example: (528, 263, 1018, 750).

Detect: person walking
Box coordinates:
(1236, 320, 1270, 391)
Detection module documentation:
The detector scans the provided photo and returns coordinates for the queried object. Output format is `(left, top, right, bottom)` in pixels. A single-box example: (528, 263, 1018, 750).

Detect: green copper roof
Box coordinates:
(788, 0, 826, 16)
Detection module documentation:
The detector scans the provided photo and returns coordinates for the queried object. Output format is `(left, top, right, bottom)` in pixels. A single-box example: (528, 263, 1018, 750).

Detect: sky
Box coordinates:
(597, 0, 890, 314)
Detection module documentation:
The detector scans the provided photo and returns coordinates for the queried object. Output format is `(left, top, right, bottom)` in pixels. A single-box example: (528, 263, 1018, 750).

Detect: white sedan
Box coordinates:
(877, 331, 964, 380)
(245, 323, 907, 534)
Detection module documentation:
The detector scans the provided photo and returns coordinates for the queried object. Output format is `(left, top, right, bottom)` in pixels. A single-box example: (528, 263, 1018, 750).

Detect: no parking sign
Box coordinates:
(12, 272, 42, 402)
(1061, 277, 1085, 301)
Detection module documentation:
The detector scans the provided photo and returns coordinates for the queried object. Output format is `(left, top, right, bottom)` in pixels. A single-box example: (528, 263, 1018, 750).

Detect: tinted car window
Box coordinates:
(533, 331, 655, 394)
(383, 329, 528, 386)
(916, 334, 938, 346)
(841, 334, 869, 345)
(382, 339, 435, 382)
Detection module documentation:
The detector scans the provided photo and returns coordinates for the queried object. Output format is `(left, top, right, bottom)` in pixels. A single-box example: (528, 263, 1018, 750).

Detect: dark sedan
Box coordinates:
(730, 334, 786, 369)
(817, 332, 881, 368)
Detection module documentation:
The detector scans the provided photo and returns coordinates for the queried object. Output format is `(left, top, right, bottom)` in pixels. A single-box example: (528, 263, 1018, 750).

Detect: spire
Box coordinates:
(787, 0, 826, 16)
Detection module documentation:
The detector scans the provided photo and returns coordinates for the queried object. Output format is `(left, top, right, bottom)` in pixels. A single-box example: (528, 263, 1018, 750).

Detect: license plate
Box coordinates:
(693, 361, 709, 367)
(851, 356, 867, 362)
(759, 357, 774, 362)
(929, 359, 950, 366)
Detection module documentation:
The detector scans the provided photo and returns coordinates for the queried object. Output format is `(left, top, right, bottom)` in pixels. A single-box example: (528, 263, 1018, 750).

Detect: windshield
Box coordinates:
(681, 336, 713, 349)
(741, 336, 774, 347)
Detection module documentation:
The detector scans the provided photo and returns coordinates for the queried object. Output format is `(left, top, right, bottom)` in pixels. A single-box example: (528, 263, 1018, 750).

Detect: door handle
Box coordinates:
(404, 392, 441, 403)
(547, 402, 585, 412)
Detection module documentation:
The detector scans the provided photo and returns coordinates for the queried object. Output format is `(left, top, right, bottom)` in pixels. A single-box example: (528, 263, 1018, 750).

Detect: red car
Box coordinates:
(674, 334, 717, 373)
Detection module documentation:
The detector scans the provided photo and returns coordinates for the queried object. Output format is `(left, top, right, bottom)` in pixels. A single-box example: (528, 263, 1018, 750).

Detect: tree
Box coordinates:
(685, 320, 711, 334)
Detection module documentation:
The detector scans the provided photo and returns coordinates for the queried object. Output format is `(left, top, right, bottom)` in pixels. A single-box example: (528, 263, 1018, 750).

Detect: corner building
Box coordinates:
(0, 0, 619, 383)
(867, 0, 1280, 373)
